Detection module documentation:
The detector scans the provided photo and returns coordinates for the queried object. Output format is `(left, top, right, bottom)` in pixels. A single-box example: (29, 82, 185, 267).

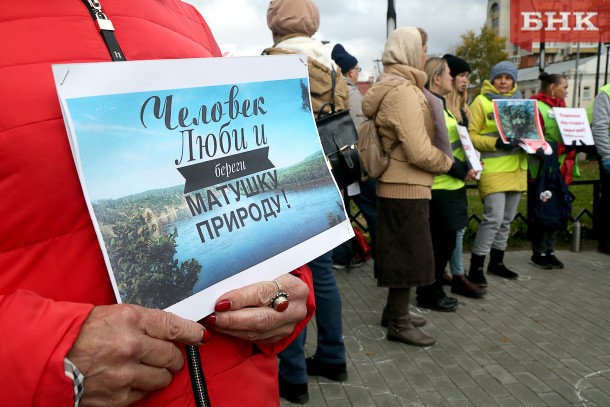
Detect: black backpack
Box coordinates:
(532, 145, 572, 230)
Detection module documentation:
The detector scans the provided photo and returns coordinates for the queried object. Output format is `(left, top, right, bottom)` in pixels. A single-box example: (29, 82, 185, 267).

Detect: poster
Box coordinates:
(456, 125, 482, 180)
(493, 99, 552, 155)
(52, 55, 353, 321)
(552, 107, 595, 146)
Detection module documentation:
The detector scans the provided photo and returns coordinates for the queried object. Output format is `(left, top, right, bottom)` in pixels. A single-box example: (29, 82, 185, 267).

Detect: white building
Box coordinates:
(517, 51, 610, 108)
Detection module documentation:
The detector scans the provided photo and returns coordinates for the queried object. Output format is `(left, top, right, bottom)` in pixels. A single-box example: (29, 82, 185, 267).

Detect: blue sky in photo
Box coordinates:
(67, 78, 321, 200)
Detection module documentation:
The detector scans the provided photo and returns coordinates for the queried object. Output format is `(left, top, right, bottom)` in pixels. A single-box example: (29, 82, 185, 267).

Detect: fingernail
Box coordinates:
(201, 328, 212, 344)
(202, 314, 216, 327)
(215, 299, 232, 312)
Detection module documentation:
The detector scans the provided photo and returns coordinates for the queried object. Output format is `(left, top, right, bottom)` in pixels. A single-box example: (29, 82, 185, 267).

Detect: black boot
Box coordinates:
(416, 283, 458, 312)
(487, 248, 519, 279)
(468, 253, 487, 287)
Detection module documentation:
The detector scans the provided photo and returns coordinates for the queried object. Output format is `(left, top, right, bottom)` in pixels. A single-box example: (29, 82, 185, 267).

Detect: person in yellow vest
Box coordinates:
(467, 61, 527, 286)
(591, 83, 610, 254)
(442, 54, 487, 298)
(416, 57, 484, 311)
(528, 72, 572, 268)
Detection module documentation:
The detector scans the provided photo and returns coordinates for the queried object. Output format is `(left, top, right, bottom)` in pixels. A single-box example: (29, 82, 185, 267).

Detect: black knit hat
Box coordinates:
(331, 43, 358, 74)
(442, 54, 471, 78)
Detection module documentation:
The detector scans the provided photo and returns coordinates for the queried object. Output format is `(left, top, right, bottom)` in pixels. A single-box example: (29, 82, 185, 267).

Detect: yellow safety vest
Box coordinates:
(538, 101, 561, 143)
(477, 96, 528, 174)
(433, 109, 466, 191)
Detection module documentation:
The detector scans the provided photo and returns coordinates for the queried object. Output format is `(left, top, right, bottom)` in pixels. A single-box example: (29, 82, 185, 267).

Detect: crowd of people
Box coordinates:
(2, 0, 609, 406)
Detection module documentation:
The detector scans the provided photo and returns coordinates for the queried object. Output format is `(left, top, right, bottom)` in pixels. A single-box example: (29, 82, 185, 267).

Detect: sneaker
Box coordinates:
(278, 375, 309, 404)
(332, 257, 363, 270)
(530, 252, 552, 269)
(306, 357, 348, 382)
(546, 252, 564, 269)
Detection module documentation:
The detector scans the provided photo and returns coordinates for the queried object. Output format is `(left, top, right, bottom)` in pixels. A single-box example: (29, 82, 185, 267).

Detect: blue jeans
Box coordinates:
(278, 250, 345, 384)
(449, 227, 466, 276)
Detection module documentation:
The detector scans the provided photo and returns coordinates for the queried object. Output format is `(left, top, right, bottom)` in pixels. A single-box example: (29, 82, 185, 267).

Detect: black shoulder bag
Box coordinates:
(315, 67, 363, 189)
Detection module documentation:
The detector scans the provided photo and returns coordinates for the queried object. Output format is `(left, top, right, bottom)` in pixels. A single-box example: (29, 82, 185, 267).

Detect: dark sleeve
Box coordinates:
(447, 159, 469, 181)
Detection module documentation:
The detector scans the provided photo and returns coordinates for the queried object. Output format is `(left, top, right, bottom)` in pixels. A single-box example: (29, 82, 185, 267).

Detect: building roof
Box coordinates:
(517, 54, 601, 81)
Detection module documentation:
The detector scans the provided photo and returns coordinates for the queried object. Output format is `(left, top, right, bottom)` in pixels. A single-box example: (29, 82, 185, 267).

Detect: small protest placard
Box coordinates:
(456, 125, 482, 180)
(552, 107, 595, 146)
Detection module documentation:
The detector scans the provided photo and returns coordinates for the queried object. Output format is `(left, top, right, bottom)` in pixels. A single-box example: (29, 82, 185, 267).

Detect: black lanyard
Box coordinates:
(80, 0, 126, 61)
(77, 2, 212, 405)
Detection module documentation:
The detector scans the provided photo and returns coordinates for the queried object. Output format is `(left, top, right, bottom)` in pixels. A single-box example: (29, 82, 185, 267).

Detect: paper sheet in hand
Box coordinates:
(52, 55, 352, 321)
(552, 107, 595, 146)
(493, 99, 552, 155)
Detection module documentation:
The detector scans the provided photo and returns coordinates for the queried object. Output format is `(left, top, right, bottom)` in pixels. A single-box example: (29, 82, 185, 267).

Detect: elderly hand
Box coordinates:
(203, 273, 309, 344)
(67, 305, 208, 407)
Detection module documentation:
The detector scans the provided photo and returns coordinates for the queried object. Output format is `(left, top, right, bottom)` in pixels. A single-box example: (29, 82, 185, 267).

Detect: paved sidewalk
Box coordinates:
(281, 249, 610, 406)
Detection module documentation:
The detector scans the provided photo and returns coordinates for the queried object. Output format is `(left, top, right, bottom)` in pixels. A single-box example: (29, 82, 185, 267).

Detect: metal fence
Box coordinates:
(348, 179, 601, 239)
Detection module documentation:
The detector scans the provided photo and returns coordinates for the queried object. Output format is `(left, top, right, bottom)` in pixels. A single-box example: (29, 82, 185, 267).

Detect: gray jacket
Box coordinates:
(592, 90, 610, 160)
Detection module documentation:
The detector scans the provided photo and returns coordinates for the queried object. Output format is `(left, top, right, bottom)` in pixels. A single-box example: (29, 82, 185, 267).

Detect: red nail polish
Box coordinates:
(202, 314, 216, 327)
(201, 329, 212, 343)
(215, 299, 232, 312)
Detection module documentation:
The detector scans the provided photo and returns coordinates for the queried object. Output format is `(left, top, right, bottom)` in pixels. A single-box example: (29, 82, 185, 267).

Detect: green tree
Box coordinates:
(455, 26, 509, 94)
(108, 210, 201, 309)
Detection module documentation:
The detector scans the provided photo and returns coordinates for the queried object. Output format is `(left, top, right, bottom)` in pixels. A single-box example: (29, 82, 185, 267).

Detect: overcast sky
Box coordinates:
(186, 0, 488, 80)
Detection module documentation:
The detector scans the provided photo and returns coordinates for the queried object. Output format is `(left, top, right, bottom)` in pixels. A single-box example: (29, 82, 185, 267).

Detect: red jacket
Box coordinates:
(0, 1, 315, 406)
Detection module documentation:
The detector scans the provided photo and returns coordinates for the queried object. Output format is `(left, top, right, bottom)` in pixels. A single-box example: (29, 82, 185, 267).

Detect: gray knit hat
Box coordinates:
(490, 61, 518, 82)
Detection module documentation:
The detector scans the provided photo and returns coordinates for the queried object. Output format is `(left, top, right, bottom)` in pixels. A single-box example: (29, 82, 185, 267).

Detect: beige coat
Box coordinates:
(362, 64, 453, 199)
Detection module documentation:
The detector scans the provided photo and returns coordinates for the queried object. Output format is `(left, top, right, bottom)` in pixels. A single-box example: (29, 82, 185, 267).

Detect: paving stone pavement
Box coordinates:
(280, 249, 610, 407)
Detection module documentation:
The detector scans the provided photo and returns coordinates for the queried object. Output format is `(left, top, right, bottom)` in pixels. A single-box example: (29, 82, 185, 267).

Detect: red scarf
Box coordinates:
(531, 92, 575, 184)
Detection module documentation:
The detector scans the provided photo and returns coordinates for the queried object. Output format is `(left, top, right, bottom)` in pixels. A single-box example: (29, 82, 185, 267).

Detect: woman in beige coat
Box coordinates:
(362, 27, 452, 347)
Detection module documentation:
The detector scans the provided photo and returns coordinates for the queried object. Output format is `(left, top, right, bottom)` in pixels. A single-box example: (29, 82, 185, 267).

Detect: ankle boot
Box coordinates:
(451, 275, 486, 298)
(381, 306, 426, 328)
(387, 325, 436, 347)
(487, 248, 519, 279)
(468, 253, 487, 287)
(416, 283, 458, 312)
(386, 288, 436, 346)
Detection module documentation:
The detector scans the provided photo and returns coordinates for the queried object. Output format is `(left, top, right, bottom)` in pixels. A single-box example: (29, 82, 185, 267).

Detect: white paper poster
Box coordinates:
(52, 55, 353, 320)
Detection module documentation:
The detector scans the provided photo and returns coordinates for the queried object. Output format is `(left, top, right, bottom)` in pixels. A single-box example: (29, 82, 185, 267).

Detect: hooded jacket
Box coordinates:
(0, 1, 314, 406)
(263, 35, 349, 115)
(362, 65, 453, 199)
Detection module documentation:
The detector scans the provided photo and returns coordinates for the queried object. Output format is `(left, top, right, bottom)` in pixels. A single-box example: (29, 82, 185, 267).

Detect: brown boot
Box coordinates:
(385, 288, 436, 347)
(451, 275, 486, 298)
(387, 325, 436, 347)
(381, 306, 426, 327)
